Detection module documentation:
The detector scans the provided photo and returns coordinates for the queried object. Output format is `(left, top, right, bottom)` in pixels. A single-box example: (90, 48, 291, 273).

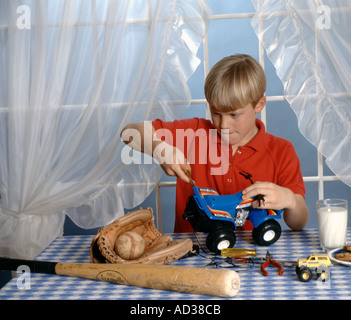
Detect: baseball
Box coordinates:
(114, 231, 145, 260)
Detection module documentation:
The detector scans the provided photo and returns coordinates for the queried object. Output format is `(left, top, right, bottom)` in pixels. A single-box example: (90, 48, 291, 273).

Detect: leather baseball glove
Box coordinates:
(90, 207, 193, 265)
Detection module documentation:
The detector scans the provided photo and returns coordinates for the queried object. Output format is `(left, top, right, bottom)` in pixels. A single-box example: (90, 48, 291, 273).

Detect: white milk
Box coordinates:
(317, 206, 348, 250)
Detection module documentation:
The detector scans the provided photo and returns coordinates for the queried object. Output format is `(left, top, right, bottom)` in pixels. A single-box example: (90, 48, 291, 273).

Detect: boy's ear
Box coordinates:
(254, 96, 266, 113)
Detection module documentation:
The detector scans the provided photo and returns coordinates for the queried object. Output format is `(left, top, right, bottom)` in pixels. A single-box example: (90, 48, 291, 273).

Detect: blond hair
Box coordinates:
(204, 54, 266, 111)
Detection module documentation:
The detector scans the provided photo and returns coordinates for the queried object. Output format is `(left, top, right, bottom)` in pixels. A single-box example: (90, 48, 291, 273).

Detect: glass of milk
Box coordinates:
(317, 199, 348, 252)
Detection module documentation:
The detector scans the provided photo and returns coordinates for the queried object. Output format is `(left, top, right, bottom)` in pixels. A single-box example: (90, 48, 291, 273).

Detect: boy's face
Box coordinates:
(210, 98, 265, 147)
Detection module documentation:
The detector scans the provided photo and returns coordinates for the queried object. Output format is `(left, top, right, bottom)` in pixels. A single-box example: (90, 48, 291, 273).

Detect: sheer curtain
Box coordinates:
(251, 0, 351, 187)
(0, 0, 209, 259)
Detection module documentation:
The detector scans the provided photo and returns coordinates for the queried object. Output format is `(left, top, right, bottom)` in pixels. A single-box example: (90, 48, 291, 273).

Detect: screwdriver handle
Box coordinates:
(221, 248, 257, 257)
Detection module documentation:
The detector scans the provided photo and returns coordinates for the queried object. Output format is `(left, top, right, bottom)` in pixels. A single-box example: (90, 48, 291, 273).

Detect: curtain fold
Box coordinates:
(0, 0, 210, 259)
(251, 0, 351, 187)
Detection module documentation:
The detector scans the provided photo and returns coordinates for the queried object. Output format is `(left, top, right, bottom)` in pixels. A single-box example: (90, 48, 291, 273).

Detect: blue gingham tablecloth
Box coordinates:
(1, 228, 351, 300)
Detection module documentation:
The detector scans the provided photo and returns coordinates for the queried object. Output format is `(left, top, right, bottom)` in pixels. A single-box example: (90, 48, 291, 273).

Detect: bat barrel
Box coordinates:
(56, 263, 240, 297)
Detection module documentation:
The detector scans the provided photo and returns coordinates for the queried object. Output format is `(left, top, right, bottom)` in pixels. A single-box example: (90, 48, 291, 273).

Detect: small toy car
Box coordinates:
(183, 185, 283, 253)
(295, 254, 332, 282)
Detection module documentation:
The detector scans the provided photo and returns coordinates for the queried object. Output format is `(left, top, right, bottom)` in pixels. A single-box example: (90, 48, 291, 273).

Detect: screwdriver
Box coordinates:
(221, 248, 257, 258)
(184, 169, 196, 186)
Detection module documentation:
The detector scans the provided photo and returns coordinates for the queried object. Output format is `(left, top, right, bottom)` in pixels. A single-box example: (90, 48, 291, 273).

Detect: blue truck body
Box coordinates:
(183, 186, 284, 253)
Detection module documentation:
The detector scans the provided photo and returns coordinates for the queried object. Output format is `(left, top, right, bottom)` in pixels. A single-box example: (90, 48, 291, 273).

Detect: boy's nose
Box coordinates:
(220, 116, 230, 129)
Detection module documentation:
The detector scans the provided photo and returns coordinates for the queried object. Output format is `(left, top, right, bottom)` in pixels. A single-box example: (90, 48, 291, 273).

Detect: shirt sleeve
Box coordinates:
(276, 141, 306, 198)
(153, 118, 203, 132)
(152, 118, 210, 146)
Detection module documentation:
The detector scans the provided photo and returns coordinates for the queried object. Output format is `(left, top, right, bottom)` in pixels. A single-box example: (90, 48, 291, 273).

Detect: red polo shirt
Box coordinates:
(152, 117, 305, 233)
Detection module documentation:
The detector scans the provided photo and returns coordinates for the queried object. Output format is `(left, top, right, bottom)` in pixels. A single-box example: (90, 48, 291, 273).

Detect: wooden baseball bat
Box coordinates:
(0, 256, 240, 297)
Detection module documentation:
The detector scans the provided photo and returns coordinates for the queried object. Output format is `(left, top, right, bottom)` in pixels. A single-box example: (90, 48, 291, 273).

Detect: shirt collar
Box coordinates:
(244, 118, 266, 151)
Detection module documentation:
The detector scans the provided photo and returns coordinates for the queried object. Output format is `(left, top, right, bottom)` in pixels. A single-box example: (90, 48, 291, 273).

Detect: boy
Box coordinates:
(121, 54, 309, 232)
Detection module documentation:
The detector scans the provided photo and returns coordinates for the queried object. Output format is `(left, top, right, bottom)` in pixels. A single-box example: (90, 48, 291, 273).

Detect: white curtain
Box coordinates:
(251, 0, 351, 187)
(0, 0, 209, 259)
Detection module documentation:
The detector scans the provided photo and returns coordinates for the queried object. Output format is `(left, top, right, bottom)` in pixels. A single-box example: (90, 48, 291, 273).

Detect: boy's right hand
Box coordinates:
(153, 142, 192, 184)
(121, 122, 193, 184)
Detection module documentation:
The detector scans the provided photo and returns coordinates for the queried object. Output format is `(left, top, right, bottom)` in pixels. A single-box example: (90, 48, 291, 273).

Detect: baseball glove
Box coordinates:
(90, 207, 194, 265)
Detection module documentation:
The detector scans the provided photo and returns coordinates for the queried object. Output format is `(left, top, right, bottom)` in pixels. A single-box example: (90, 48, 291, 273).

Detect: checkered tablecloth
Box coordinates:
(1, 228, 351, 300)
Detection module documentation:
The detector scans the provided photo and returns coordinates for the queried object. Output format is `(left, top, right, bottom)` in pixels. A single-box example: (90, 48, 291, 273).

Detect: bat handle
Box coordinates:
(0, 257, 57, 274)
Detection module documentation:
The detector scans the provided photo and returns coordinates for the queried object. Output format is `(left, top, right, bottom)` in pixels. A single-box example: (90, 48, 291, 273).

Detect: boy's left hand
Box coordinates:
(241, 181, 295, 210)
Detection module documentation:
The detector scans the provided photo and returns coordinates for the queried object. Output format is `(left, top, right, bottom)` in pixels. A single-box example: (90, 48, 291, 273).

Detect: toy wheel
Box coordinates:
(316, 265, 331, 282)
(252, 219, 281, 246)
(206, 227, 236, 254)
(296, 266, 313, 282)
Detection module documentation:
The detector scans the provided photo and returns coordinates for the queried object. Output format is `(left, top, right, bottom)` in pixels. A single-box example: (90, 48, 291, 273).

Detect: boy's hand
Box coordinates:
(241, 181, 295, 210)
(121, 122, 193, 184)
(153, 142, 192, 184)
(242, 181, 309, 231)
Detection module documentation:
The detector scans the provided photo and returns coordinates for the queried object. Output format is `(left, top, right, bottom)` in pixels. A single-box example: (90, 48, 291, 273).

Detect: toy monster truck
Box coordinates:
(183, 185, 283, 253)
(295, 254, 332, 282)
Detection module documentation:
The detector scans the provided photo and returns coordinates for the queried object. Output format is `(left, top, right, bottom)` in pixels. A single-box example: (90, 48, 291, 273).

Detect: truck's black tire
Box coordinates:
(296, 266, 313, 282)
(252, 219, 281, 246)
(206, 227, 236, 254)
